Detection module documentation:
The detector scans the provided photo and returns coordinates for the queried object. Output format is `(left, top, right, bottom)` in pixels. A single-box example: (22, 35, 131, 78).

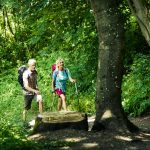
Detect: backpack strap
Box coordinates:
(55, 69, 68, 77)
(65, 69, 68, 77)
(56, 71, 59, 76)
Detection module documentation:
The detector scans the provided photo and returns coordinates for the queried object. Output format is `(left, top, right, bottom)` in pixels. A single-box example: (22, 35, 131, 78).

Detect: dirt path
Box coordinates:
(28, 115, 150, 150)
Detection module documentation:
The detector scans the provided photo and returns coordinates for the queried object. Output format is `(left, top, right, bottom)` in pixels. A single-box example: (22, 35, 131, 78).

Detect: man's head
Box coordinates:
(28, 59, 36, 71)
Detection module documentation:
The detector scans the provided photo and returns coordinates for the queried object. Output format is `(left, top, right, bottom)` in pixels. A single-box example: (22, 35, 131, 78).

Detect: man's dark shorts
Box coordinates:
(24, 94, 42, 110)
(24, 94, 35, 110)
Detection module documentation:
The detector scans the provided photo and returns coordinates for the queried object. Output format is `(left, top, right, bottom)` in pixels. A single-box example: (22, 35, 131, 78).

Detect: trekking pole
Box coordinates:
(75, 82, 80, 111)
(75, 82, 78, 94)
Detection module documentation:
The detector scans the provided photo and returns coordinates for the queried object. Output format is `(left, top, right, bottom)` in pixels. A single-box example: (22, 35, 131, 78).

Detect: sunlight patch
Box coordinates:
(115, 135, 132, 141)
(64, 137, 87, 142)
(101, 109, 113, 120)
(29, 119, 35, 126)
(82, 142, 98, 148)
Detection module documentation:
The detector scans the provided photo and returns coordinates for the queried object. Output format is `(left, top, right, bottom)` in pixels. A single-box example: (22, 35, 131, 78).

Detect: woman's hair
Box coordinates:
(56, 58, 64, 70)
(56, 58, 64, 64)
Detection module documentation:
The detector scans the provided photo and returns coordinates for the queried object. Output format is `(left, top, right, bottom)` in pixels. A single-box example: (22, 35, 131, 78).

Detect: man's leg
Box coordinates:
(23, 95, 33, 121)
(36, 95, 43, 114)
(23, 109, 27, 121)
(39, 100, 43, 114)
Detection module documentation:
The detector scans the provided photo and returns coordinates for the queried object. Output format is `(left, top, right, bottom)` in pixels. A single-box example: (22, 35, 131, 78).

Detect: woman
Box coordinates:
(52, 58, 76, 111)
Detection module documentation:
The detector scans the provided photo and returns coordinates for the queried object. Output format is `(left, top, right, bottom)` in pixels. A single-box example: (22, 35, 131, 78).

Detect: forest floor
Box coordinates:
(28, 114, 150, 150)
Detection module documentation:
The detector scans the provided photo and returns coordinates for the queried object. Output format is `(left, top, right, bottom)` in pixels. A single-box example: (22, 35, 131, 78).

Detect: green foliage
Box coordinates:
(0, 53, 95, 149)
(0, 2, 97, 147)
(35, 50, 96, 113)
(0, 69, 31, 149)
(124, 10, 149, 67)
(1, 0, 98, 72)
(0, 0, 150, 148)
(0, 122, 73, 150)
(122, 54, 150, 116)
(0, 123, 34, 150)
(0, 69, 23, 123)
(68, 91, 96, 115)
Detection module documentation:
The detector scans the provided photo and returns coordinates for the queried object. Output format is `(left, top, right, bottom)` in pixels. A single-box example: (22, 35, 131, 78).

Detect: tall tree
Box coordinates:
(90, 0, 138, 132)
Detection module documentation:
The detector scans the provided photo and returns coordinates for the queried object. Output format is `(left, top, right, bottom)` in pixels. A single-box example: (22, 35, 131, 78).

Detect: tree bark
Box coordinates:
(127, 0, 150, 46)
(90, 0, 138, 132)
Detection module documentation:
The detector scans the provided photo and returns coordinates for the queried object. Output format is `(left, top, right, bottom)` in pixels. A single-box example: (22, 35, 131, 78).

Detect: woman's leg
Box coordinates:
(60, 94, 67, 111)
(57, 97, 62, 111)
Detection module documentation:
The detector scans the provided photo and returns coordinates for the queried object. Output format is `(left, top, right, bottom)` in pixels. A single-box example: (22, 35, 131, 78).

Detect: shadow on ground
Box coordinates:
(28, 115, 150, 150)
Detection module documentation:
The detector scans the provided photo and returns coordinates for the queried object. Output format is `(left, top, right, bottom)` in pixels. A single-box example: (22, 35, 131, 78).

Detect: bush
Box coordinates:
(122, 54, 150, 116)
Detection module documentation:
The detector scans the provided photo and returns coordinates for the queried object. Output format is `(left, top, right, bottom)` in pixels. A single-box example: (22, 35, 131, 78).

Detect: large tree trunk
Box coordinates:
(90, 0, 138, 132)
(127, 0, 150, 46)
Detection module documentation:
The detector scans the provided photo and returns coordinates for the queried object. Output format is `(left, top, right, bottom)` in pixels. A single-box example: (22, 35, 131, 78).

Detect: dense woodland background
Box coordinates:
(0, 0, 150, 149)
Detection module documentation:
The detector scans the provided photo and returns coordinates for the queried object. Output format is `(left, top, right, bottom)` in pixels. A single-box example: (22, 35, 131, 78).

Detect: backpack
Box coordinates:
(51, 64, 68, 76)
(52, 64, 56, 72)
(18, 65, 27, 89)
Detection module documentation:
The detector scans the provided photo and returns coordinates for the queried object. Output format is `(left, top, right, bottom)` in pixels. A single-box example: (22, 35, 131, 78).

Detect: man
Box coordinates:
(23, 59, 43, 121)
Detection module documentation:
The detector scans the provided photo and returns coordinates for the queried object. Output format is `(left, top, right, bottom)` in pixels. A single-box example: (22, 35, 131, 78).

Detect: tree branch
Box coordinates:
(127, 0, 150, 46)
(5, 7, 14, 35)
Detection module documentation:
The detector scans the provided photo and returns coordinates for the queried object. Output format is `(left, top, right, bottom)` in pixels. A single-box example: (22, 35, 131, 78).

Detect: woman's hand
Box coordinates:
(71, 78, 76, 83)
(51, 89, 56, 96)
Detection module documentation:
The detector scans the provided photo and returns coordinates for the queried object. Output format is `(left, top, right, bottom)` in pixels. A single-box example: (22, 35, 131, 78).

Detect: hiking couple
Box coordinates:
(21, 58, 76, 121)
